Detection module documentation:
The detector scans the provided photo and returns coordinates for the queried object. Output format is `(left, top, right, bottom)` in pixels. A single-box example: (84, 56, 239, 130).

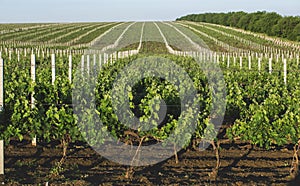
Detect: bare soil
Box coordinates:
(1, 138, 300, 186)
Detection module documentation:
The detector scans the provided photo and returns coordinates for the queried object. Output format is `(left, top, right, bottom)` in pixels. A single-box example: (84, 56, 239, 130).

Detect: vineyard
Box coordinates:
(0, 20, 299, 185)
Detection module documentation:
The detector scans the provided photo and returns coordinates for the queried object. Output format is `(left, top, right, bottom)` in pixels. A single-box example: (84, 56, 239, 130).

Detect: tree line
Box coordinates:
(176, 11, 300, 42)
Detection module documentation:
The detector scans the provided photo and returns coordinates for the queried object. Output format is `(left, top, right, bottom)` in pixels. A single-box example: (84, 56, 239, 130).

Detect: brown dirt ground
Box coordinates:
(1, 138, 300, 186)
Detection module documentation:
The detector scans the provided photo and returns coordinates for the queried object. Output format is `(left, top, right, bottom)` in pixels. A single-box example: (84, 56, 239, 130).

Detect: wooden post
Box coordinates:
(297, 55, 299, 66)
(93, 54, 97, 68)
(106, 53, 109, 64)
(113, 52, 116, 62)
(227, 55, 230, 68)
(103, 54, 106, 65)
(81, 55, 85, 75)
(233, 56, 236, 66)
(17, 50, 20, 62)
(93, 54, 96, 72)
(258, 58, 261, 73)
(87, 55, 90, 75)
(283, 59, 287, 85)
(240, 56, 242, 69)
(8, 51, 11, 61)
(31, 54, 37, 146)
(68, 55, 72, 83)
(51, 54, 55, 85)
(248, 56, 251, 70)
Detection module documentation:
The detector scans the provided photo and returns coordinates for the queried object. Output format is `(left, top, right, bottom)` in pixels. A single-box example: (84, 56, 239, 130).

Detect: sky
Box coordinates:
(0, 0, 299, 23)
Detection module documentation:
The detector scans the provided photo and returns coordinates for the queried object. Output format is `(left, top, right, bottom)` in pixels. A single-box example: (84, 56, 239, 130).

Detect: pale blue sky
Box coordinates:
(0, 0, 299, 23)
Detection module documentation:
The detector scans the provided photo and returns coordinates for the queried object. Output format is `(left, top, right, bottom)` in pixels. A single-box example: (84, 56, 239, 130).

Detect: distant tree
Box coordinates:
(271, 24, 281, 37)
(237, 14, 252, 30)
(255, 12, 282, 35)
(211, 14, 222, 24)
(289, 22, 300, 41)
(176, 11, 300, 41)
(273, 16, 300, 38)
(228, 12, 247, 27)
(248, 11, 266, 32)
